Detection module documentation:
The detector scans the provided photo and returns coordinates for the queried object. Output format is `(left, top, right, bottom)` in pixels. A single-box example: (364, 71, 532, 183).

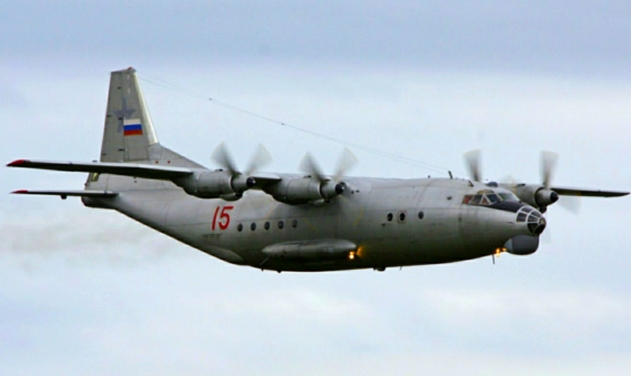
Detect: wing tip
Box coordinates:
(7, 159, 30, 167)
(11, 189, 29, 194)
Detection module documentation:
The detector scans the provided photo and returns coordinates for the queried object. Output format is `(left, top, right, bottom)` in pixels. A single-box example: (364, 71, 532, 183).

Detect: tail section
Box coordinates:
(100, 67, 159, 163)
(99, 68, 204, 170)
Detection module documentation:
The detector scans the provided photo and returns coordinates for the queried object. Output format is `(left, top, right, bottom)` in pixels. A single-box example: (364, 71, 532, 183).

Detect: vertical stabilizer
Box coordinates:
(100, 68, 159, 162)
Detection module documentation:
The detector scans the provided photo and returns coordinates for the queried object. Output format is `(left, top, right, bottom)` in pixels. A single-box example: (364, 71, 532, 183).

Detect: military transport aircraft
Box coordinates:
(7, 68, 629, 272)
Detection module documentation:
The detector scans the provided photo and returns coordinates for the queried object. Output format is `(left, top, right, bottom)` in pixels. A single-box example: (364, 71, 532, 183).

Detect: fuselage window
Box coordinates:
(237, 223, 243, 232)
(250, 223, 256, 231)
(264, 221, 270, 230)
(278, 221, 284, 229)
(387, 213, 393, 222)
(418, 211, 424, 220)
(398, 212, 406, 222)
(291, 219, 298, 228)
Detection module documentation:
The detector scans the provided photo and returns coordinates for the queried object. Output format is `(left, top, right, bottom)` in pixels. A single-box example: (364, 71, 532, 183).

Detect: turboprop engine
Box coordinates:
(174, 169, 255, 201)
(264, 149, 357, 206)
(264, 176, 345, 206)
(513, 184, 559, 210)
(174, 142, 272, 201)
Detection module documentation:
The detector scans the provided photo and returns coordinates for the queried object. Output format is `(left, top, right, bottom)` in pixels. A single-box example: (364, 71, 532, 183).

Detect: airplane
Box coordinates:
(7, 67, 629, 272)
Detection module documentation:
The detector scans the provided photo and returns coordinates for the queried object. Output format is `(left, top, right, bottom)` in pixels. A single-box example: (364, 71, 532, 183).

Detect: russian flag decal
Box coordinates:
(123, 119, 143, 136)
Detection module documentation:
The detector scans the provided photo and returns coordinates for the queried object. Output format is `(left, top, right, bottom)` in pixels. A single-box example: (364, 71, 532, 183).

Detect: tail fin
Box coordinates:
(100, 67, 159, 162)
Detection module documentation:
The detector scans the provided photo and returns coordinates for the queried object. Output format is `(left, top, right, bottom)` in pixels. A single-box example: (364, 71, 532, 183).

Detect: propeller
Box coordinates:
(558, 195, 581, 214)
(244, 144, 273, 176)
(464, 149, 482, 182)
(299, 153, 326, 182)
(211, 142, 273, 192)
(212, 142, 272, 175)
(299, 148, 358, 199)
(540, 151, 558, 189)
(212, 142, 239, 174)
(333, 148, 359, 182)
(300, 148, 357, 180)
(535, 151, 560, 211)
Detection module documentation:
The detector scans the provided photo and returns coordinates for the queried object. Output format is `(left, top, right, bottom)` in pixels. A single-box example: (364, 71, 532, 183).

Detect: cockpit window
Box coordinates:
(486, 193, 500, 204)
(498, 192, 519, 202)
(463, 189, 519, 207)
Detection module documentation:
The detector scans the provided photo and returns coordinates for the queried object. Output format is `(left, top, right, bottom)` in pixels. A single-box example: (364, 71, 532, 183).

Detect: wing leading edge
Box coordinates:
(7, 159, 193, 180)
(11, 189, 118, 199)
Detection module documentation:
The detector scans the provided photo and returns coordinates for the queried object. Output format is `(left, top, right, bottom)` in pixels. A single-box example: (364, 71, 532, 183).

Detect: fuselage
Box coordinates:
(84, 173, 539, 272)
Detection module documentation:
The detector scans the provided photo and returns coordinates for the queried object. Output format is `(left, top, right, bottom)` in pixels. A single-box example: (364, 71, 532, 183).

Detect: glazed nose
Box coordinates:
(516, 206, 546, 235)
(529, 216, 546, 235)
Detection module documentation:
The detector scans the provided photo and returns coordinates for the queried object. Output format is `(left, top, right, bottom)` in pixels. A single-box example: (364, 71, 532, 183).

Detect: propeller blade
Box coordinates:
(540, 151, 558, 188)
(500, 175, 519, 194)
(542, 230, 552, 245)
(464, 150, 482, 182)
(299, 153, 326, 181)
(245, 144, 272, 175)
(211, 142, 239, 174)
(557, 195, 581, 214)
(333, 148, 358, 182)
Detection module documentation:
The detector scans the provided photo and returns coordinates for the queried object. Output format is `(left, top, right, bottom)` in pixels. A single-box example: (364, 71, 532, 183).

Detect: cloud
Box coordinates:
(0, 208, 182, 269)
(3, 1, 631, 77)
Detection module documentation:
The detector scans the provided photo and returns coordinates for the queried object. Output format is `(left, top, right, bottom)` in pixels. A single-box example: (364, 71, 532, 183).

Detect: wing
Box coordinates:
(11, 189, 118, 198)
(7, 159, 193, 180)
(550, 186, 629, 197)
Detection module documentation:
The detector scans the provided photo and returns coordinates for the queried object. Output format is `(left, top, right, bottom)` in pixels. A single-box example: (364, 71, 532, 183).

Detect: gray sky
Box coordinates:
(2, 1, 631, 375)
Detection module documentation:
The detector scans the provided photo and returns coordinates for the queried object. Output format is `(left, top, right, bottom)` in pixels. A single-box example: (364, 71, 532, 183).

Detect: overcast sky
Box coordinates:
(2, 1, 631, 375)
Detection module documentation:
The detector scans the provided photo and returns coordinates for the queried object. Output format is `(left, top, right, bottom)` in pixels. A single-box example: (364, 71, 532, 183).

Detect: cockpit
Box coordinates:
(462, 188, 546, 235)
(462, 189, 519, 206)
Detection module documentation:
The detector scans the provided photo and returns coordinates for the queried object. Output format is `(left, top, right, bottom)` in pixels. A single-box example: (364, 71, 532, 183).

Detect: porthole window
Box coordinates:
(237, 223, 243, 232)
(387, 213, 393, 222)
(278, 221, 284, 229)
(398, 212, 406, 222)
(264, 221, 270, 230)
(418, 211, 424, 220)
(250, 223, 256, 231)
(292, 219, 298, 228)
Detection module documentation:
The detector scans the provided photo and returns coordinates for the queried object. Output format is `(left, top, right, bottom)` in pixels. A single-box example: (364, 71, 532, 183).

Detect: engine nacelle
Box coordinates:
(514, 184, 559, 210)
(264, 177, 345, 205)
(174, 170, 254, 199)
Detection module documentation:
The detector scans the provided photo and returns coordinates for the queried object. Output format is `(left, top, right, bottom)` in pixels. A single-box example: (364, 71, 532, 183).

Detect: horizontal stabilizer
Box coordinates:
(551, 186, 629, 197)
(7, 159, 193, 180)
(11, 189, 118, 198)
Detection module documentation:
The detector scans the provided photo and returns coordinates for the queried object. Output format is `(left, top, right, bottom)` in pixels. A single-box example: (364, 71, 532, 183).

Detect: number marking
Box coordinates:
(211, 206, 234, 231)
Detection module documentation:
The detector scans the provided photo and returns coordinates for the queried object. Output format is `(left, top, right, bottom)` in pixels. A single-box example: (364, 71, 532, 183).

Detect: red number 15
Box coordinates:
(212, 206, 234, 230)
